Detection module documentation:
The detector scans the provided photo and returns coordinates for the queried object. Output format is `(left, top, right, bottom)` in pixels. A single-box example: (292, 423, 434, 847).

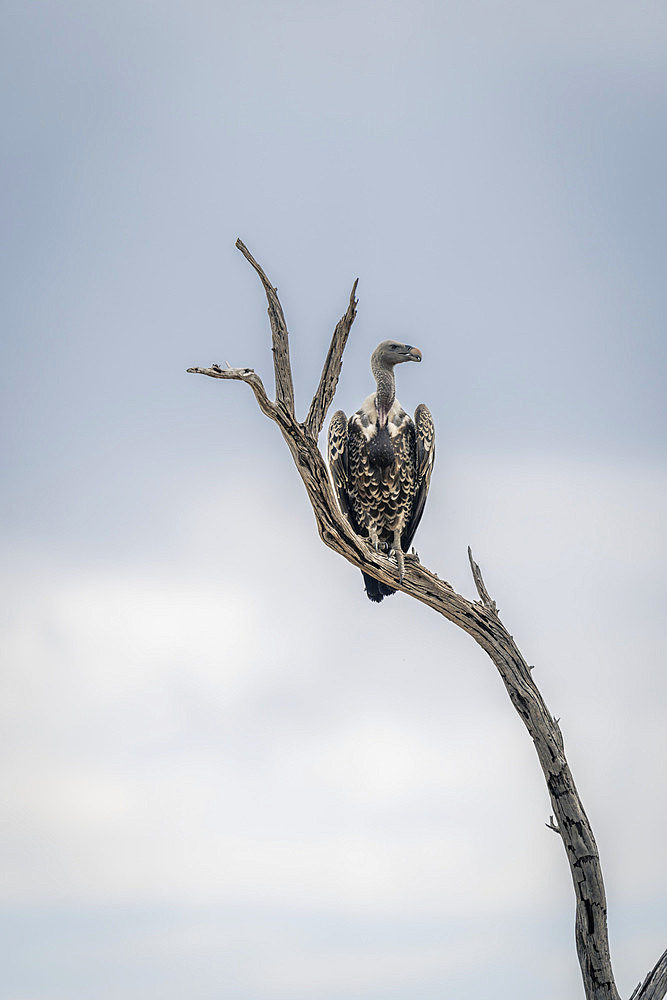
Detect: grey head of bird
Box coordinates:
(370, 340, 423, 428)
(371, 340, 422, 370)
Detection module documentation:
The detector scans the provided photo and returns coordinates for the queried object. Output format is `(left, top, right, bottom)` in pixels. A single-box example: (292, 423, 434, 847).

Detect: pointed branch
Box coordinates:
(630, 948, 667, 1000)
(546, 815, 561, 835)
(468, 545, 498, 614)
(235, 238, 295, 414)
(305, 279, 359, 439)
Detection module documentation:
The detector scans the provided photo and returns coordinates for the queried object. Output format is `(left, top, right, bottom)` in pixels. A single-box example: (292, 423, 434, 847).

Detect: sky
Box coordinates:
(1, 1, 666, 998)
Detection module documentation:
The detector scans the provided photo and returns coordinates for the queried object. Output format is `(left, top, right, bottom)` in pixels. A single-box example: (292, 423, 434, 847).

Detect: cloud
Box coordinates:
(1, 452, 664, 935)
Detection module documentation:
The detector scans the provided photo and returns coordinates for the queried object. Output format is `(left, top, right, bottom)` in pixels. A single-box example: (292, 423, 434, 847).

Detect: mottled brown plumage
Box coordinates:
(328, 340, 435, 602)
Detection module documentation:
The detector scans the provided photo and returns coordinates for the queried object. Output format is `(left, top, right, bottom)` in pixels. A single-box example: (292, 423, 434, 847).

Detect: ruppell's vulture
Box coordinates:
(328, 340, 435, 602)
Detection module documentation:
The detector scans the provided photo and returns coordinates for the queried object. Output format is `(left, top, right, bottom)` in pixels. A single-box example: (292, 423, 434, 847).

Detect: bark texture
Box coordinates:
(187, 242, 665, 1000)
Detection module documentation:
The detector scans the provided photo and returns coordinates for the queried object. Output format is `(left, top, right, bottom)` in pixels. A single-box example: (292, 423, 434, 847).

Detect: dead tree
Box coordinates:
(188, 240, 667, 1000)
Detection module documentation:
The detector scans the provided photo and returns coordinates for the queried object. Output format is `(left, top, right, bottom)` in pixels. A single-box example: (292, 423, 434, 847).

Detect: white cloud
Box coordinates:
(1, 453, 664, 941)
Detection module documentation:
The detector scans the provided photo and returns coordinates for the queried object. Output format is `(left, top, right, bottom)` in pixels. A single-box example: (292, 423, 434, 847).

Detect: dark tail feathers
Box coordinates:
(362, 571, 396, 603)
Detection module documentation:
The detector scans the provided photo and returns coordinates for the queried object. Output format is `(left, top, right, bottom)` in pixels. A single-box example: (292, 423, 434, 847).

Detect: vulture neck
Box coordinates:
(371, 358, 396, 429)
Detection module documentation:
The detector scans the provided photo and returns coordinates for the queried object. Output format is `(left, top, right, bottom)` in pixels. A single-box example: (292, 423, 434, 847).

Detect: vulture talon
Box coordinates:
(393, 529, 405, 583)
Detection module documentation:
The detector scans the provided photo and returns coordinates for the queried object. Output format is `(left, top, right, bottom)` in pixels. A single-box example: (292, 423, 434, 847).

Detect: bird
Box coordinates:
(328, 340, 435, 602)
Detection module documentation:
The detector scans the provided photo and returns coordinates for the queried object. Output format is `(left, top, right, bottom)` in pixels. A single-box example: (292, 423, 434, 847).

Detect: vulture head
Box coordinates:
(371, 340, 422, 370)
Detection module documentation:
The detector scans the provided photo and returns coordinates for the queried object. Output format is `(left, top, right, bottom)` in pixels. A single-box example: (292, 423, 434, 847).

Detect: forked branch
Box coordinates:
(187, 242, 665, 1000)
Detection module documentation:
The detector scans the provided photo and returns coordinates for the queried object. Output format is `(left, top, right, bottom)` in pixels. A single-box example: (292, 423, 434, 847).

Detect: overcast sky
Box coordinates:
(1, 1, 666, 998)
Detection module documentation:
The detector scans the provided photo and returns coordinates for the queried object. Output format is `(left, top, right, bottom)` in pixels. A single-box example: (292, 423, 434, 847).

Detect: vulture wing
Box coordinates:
(327, 410, 356, 528)
(401, 403, 435, 552)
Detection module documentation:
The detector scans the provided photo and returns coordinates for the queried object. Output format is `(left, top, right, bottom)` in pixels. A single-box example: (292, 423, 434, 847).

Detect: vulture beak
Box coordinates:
(406, 346, 422, 362)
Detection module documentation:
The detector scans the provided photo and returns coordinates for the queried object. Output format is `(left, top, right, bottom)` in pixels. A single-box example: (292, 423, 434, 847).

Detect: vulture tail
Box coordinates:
(362, 571, 396, 603)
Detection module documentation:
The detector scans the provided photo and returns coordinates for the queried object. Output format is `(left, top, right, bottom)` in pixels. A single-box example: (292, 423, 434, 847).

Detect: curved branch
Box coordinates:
(186, 364, 277, 420)
(187, 243, 665, 1000)
(235, 238, 295, 414)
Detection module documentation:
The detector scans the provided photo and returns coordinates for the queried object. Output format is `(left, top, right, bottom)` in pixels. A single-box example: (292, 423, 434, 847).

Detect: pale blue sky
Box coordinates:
(1, 2, 666, 998)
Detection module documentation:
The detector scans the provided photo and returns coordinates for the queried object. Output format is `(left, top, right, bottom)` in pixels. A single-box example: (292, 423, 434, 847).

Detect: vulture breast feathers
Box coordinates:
(328, 340, 435, 602)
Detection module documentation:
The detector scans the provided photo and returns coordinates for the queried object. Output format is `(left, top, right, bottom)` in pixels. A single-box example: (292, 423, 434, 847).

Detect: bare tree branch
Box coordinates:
(235, 238, 295, 414)
(185, 364, 277, 420)
(631, 948, 667, 1000)
(187, 243, 665, 1000)
(305, 278, 358, 438)
(546, 815, 561, 835)
(468, 545, 498, 614)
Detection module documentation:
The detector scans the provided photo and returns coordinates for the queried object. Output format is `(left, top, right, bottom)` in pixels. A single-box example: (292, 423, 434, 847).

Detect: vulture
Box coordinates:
(328, 340, 435, 602)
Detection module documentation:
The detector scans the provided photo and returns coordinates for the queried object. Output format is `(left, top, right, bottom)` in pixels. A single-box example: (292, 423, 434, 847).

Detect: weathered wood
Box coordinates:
(468, 545, 497, 613)
(305, 279, 358, 438)
(187, 242, 665, 1000)
(631, 948, 667, 1000)
(235, 238, 295, 414)
(185, 363, 277, 420)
